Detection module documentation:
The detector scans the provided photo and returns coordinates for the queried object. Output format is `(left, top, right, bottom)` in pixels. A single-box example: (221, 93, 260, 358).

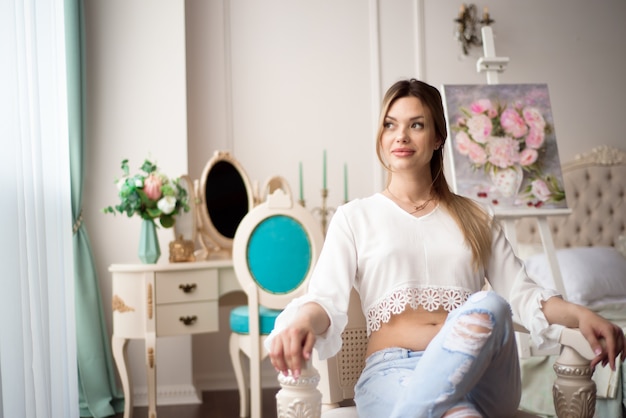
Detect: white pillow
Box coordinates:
(524, 246, 626, 308)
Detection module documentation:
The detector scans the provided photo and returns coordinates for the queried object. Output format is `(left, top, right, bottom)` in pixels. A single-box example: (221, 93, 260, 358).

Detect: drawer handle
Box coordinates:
(179, 315, 198, 326)
(179, 283, 197, 293)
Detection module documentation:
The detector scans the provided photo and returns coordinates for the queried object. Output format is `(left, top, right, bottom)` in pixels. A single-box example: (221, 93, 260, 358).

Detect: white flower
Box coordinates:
(157, 195, 177, 214)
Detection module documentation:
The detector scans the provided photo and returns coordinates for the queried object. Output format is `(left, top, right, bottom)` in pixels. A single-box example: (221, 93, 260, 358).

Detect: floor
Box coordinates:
(112, 388, 279, 418)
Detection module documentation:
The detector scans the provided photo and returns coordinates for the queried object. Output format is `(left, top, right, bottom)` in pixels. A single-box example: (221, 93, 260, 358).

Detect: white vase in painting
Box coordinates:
(489, 165, 524, 198)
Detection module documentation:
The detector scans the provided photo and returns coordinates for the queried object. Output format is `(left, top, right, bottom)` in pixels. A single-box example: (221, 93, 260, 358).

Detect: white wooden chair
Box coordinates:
(229, 188, 324, 418)
(275, 289, 597, 418)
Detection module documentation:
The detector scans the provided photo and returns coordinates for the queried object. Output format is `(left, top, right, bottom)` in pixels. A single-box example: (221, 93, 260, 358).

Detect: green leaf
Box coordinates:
(160, 215, 175, 228)
(141, 159, 157, 174)
(146, 207, 161, 218)
(161, 183, 175, 197)
(121, 159, 129, 176)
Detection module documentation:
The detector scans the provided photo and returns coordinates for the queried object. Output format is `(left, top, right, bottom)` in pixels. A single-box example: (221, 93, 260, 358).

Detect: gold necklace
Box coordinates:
(386, 187, 435, 214)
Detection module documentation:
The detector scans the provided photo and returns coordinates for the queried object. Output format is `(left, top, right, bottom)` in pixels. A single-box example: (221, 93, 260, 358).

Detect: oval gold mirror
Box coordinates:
(197, 150, 255, 259)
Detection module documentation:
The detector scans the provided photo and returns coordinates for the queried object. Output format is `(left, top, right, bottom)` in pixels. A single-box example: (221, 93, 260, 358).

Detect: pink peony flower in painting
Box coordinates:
(500, 108, 529, 138)
(486, 136, 520, 168)
(519, 148, 539, 166)
(530, 179, 552, 202)
(525, 128, 545, 150)
(466, 114, 493, 143)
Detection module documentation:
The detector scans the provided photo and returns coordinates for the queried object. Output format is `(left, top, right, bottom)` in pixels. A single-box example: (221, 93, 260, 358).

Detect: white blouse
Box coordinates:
(265, 193, 563, 360)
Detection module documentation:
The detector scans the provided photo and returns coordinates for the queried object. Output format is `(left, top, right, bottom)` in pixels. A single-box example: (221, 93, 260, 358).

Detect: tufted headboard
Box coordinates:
(515, 145, 626, 248)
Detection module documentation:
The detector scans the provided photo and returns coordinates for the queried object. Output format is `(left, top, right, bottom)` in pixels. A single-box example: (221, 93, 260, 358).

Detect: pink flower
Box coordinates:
(500, 108, 528, 138)
(519, 148, 538, 166)
(470, 99, 493, 114)
(467, 141, 488, 165)
(486, 136, 520, 168)
(522, 107, 546, 131)
(466, 114, 492, 143)
(143, 174, 163, 200)
(525, 128, 545, 149)
(531, 179, 551, 201)
(455, 131, 472, 155)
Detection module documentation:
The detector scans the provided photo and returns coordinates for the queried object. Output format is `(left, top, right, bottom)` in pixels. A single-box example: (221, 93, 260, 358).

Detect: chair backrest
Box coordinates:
(232, 188, 325, 310)
(313, 288, 367, 408)
(260, 175, 293, 203)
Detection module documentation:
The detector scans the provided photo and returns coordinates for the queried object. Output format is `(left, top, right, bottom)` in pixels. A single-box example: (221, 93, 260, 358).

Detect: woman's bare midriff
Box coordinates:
(366, 306, 448, 357)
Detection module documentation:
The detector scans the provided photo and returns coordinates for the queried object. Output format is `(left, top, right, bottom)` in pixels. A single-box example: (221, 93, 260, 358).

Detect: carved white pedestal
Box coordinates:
(276, 362, 322, 418)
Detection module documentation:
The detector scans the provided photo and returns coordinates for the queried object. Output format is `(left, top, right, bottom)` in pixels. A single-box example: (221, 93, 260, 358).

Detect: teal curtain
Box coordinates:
(64, 1, 125, 416)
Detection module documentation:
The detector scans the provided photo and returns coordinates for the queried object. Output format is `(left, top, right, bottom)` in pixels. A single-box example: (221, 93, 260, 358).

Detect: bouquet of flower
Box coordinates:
(103, 158, 189, 227)
(452, 98, 564, 205)
(453, 98, 550, 172)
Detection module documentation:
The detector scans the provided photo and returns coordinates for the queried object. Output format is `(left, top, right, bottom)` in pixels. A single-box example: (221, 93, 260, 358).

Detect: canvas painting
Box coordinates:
(442, 84, 568, 211)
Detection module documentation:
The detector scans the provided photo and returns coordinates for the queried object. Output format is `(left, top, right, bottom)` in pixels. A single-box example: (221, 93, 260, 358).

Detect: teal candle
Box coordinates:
(323, 150, 327, 189)
(343, 163, 348, 202)
(299, 161, 304, 201)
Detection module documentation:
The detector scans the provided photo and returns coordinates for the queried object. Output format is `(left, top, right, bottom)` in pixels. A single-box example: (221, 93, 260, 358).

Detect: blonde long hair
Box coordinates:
(376, 79, 492, 271)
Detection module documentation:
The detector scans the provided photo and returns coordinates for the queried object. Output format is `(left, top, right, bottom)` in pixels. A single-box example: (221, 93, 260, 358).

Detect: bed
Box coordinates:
(514, 145, 626, 417)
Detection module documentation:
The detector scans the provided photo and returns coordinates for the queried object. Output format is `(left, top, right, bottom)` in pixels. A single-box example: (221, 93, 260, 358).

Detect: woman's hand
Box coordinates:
(543, 297, 625, 369)
(268, 302, 330, 380)
(269, 322, 316, 380)
(577, 309, 626, 370)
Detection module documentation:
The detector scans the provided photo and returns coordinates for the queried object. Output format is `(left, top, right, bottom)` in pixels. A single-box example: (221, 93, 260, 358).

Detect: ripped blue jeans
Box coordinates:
(354, 291, 521, 418)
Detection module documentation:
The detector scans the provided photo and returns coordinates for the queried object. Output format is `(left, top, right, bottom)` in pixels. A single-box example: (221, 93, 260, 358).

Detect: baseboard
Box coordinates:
(194, 370, 281, 392)
(133, 384, 202, 407)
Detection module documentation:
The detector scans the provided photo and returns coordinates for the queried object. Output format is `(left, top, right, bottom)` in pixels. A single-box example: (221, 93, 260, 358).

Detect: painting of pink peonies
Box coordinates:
(442, 84, 568, 211)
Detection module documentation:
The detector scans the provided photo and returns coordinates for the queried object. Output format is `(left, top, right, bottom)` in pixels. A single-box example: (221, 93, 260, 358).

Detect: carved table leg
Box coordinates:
(552, 346, 596, 418)
(276, 361, 322, 418)
(112, 336, 132, 418)
(146, 333, 157, 418)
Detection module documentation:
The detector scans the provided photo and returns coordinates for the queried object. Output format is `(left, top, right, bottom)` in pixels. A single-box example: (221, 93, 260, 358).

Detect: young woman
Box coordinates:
(266, 79, 625, 417)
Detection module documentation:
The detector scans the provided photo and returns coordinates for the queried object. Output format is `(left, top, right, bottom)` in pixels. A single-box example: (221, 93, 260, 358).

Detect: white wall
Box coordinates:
(85, 0, 626, 403)
(84, 0, 199, 405)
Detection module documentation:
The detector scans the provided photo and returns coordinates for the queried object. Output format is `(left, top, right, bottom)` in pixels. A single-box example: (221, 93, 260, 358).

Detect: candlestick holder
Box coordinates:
(312, 188, 335, 234)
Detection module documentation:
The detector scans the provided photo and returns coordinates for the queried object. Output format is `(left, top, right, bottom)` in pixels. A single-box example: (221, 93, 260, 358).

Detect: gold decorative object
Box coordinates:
(111, 295, 135, 313)
(147, 347, 154, 369)
(169, 235, 196, 263)
(312, 188, 335, 235)
(454, 3, 494, 55)
(147, 283, 153, 320)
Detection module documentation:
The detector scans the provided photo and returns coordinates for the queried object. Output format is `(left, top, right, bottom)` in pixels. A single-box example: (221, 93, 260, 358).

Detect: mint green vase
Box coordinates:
(138, 219, 161, 264)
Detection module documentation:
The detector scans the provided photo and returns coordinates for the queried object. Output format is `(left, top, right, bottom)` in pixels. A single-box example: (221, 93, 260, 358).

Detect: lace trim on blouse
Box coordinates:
(366, 286, 472, 335)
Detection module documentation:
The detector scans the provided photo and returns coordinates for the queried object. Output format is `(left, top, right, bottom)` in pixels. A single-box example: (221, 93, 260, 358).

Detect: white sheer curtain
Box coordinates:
(0, 0, 79, 416)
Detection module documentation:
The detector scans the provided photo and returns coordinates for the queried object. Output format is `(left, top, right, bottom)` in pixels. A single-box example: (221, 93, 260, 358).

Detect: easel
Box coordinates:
(478, 26, 571, 299)
(477, 26, 572, 357)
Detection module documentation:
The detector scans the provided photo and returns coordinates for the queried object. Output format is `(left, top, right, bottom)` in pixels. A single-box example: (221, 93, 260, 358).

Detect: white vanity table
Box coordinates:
(110, 260, 239, 418)
(110, 151, 262, 417)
